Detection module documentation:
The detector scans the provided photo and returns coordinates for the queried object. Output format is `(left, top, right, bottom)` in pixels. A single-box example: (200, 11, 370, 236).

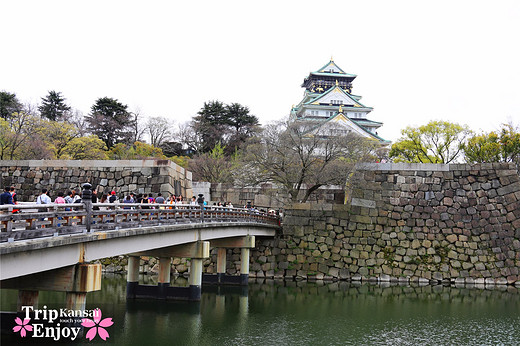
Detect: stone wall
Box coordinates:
(0, 159, 192, 202)
(191, 182, 345, 208)
(170, 163, 520, 286)
(250, 163, 520, 284)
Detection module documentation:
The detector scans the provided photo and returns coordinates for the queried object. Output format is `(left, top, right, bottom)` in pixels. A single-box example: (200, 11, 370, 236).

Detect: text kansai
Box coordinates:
(22, 306, 99, 323)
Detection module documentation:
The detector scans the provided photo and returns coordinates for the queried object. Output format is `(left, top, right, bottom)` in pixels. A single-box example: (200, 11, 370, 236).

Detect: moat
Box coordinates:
(1, 274, 519, 345)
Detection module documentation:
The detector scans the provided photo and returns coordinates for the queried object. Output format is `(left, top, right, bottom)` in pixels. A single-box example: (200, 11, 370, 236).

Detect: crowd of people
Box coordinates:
(1, 186, 281, 218)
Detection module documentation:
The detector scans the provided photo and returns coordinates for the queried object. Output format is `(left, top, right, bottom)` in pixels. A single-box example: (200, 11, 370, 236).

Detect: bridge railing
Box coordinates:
(0, 203, 280, 243)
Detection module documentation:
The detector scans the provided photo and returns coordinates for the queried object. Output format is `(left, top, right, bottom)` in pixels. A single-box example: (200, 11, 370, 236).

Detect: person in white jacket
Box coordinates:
(36, 189, 52, 204)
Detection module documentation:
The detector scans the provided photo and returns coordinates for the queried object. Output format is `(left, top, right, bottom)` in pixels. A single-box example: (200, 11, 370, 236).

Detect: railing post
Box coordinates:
(4, 206, 13, 232)
(51, 204, 58, 228)
(82, 183, 93, 232)
(114, 204, 119, 226)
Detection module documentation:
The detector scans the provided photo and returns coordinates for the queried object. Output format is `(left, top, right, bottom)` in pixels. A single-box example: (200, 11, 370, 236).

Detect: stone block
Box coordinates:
(328, 267, 340, 278)
(446, 234, 458, 243)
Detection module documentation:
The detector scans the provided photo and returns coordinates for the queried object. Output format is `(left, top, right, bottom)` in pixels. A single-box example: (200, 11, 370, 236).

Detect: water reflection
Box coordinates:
(1, 275, 519, 345)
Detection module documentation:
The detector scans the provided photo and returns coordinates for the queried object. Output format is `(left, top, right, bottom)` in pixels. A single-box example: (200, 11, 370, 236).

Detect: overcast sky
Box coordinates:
(2, 0, 519, 142)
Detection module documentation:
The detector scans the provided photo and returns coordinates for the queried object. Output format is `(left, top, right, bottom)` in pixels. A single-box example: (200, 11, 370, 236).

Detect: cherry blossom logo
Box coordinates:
(13, 317, 33, 337)
(81, 309, 114, 341)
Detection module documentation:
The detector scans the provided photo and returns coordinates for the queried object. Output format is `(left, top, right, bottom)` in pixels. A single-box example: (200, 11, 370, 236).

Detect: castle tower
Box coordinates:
(290, 59, 390, 144)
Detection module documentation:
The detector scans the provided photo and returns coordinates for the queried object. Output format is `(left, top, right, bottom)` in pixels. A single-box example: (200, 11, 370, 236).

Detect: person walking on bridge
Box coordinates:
(109, 191, 118, 203)
(9, 187, 19, 213)
(64, 190, 74, 204)
(36, 189, 52, 205)
(54, 191, 66, 204)
(155, 193, 165, 204)
(36, 189, 51, 222)
(0, 187, 14, 205)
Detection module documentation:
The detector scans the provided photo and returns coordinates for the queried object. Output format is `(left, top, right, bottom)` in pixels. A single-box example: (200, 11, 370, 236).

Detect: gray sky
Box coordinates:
(2, 0, 519, 142)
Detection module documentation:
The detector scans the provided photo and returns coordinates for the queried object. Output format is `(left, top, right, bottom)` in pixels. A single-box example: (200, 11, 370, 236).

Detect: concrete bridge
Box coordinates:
(0, 187, 279, 311)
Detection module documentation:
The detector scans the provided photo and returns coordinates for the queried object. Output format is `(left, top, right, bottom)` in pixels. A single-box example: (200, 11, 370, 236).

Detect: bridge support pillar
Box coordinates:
(240, 248, 250, 286)
(128, 241, 209, 302)
(66, 292, 87, 310)
(158, 257, 171, 299)
(17, 290, 38, 311)
(216, 248, 227, 282)
(4, 264, 101, 312)
(189, 258, 203, 301)
(127, 256, 140, 299)
(65, 263, 101, 310)
(203, 236, 254, 286)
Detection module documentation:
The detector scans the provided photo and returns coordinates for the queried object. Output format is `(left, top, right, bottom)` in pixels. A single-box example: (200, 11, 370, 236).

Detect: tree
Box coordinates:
(238, 119, 376, 203)
(145, 116, 171, 147)
(175, 121, 203, 155)
(85, 97, 134, 148)
(192, 100, 227, 153)
(0, 118, 13, 158)
(390, 120, 472, 164)
(190, 101, 259, 155)
(464, 123, 520, 163)
(38, 120, 80, 159)
(61, 135, 108, 160)
(0, 91, 22, 120)
(463, 132, 502, 163)
(0, 111, 41, 159)
(132, 141, 166, 159)
(499, 123, 520, 164)
(63, 109, 89, 136)
(38, 90, 71, 121)
(129, 108, 146, 144)
(223, 103, 259, 154)
(107, 143, 133, 160)
(189, 142, 234, 183)
(107, 141, 166, 160)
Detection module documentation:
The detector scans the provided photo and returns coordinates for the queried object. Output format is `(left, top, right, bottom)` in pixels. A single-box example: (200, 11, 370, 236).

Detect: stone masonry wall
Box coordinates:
(192, 182, 345, 208)
(168, 163, 520, 286)
(0, 159, 192, 202)
(248, 163, 520, 285)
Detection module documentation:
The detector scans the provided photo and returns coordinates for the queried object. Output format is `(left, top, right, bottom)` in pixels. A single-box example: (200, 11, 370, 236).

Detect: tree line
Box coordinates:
(2, 89, 519, 203)
(389, 120, 520, 165)
(0, 91, 259, 165)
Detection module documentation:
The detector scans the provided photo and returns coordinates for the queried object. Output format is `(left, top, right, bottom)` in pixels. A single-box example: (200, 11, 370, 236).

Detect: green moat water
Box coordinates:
(1, 274, 519, 345)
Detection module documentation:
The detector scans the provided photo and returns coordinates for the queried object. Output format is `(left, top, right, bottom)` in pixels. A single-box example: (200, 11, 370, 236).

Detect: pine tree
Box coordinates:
(191, 101, 259, 154)
(85, 97, 134, 149)
(192, 100, 227, 153)
(0, 91, 22, 120)
(39, 91, 71, 121)
(224, 103, 259, 154)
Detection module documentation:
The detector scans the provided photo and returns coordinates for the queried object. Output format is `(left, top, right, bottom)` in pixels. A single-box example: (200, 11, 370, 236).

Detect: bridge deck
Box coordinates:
(0, 203, 279, 242)
(0, 204, 280, 281)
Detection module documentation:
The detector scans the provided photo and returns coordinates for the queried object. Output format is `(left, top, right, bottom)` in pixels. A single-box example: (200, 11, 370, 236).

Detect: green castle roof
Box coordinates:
(312, 60, 357, 78)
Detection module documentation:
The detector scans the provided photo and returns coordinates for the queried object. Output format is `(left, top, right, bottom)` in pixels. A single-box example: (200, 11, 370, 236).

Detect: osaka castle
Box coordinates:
(290, 59, 390, 145)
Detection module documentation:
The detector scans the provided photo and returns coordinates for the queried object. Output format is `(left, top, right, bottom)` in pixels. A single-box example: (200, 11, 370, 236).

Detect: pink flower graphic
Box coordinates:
(13, 317, 33, 337)
(81, 309, 114, 341)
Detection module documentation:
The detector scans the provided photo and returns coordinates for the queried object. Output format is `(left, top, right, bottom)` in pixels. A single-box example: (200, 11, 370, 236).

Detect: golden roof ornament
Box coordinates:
(339, 105, 343, 113)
